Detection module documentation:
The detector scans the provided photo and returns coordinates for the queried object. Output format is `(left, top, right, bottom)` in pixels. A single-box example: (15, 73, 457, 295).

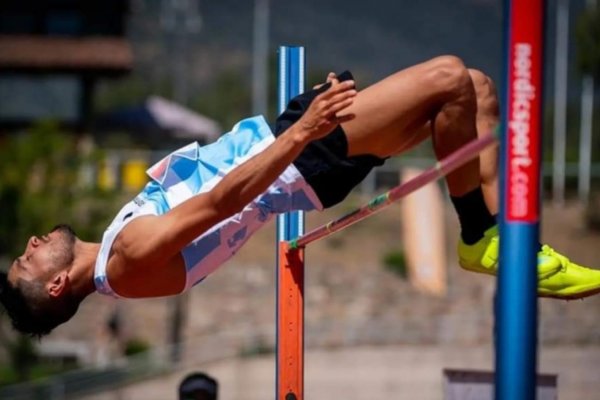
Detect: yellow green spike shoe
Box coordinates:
(457, 225, 501, 276)
(457, 225, 600, 299)
(536, 245, 600, 299)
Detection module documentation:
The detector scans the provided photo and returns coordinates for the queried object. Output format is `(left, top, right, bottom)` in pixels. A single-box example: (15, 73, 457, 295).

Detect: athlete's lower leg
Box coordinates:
(337, 56, 600, 300)
(468, 68, 500, 215)
(429, 57, 481, 197)
(448, 69, 501, 245)
(340, 56, 494, 244)
(455, 73, 600, 300)
(424, 58, 496, 245)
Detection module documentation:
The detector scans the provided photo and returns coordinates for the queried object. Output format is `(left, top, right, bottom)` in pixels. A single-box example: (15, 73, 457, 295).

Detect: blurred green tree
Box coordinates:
(8, 335, 38, 382)
(0, 122, 118, 256)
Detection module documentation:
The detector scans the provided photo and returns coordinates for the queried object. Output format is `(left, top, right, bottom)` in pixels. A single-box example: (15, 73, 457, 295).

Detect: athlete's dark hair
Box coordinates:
(0, 271, 80, 337)
(0, 224, 80, 337)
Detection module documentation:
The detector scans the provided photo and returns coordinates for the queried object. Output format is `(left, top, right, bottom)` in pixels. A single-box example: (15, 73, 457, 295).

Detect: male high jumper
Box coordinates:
(2, 56, 599, 337)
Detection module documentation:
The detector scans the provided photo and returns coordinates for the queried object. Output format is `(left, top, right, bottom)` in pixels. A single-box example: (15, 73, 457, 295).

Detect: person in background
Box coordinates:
(179, 372, 218, 400)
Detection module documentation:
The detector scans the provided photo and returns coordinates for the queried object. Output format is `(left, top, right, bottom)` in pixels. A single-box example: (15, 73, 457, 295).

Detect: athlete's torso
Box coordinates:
(94, 116, 321, 298)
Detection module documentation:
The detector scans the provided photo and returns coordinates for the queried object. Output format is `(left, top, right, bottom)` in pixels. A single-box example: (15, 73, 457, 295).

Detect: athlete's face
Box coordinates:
(7, 226, 76, 287)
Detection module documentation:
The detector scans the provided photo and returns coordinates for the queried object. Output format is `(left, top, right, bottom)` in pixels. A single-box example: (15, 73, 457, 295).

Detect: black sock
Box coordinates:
(450, 187, 497, 245)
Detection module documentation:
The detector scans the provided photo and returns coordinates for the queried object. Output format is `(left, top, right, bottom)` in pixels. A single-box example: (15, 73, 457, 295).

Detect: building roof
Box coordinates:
(0, 35, 132, 74)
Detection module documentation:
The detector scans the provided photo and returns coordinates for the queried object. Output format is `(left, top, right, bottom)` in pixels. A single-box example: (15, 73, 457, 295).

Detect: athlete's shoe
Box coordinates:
(457, 225, 600, 299)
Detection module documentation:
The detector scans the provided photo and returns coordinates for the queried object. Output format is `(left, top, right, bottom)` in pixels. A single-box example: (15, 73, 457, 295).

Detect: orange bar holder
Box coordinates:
(277, 241, 304, 400)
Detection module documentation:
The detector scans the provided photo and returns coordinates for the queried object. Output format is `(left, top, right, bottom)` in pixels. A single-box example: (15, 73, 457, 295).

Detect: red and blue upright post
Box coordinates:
(496, 0, 544, 399)
(276, 46, 306, 400)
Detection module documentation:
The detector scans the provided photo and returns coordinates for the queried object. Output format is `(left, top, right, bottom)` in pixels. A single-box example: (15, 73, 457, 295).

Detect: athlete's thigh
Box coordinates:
(389, 122, 432, 155)
(340, 59, 442, 158)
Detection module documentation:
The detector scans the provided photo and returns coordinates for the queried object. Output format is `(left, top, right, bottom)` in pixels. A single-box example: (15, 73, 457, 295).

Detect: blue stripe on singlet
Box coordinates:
(139, 181, 170, 215)
(169, 158, 201, 193)
(197, 117, 271, 172)
(256, 189, 315, 221)
(150, 117, 275, 271)
(177, 191, 315, 273)
(150, 116, 272, 192)
(181, 229, 222, 269)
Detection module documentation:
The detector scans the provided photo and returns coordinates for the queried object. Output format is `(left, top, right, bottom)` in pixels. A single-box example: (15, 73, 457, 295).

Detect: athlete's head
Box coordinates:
(0, 224, 81, 337)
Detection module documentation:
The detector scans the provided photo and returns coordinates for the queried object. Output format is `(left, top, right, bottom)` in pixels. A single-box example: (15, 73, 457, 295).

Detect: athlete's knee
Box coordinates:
(426, 55, 472, 96)
(468, 69, 496, 99)
(468, 69, 499, 115)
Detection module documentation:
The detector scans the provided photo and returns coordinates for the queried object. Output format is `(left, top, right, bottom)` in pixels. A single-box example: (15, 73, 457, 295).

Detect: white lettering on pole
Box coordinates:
(509, 43, 535, 218)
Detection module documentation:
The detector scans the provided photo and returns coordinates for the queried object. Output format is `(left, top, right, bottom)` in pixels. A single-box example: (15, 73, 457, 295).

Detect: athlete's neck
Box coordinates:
(69, 240, 101, 300)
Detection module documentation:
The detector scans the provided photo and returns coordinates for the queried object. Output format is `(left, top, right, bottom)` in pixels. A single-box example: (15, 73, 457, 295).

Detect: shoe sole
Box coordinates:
(539, 286, 600, 300)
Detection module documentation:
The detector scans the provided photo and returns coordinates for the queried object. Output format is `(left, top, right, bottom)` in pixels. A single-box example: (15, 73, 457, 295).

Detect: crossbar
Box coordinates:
(289, 132, 498, 249)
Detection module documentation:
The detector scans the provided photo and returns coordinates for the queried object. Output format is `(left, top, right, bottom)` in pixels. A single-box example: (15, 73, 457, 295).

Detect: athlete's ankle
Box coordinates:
(450, 187, 496, 245)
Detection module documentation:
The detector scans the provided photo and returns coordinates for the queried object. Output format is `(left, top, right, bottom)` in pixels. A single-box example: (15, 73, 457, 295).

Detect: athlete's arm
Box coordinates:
(119, 80, 356, 265)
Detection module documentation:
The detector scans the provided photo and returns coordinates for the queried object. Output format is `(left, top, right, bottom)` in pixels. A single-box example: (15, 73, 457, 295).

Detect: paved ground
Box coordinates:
(82, 344, 600, 400)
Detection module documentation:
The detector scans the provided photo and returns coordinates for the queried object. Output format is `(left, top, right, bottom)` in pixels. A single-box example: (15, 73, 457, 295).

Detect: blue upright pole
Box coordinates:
(276, 45, 305, 400)
(496, 1, 544, 399)
(277, 46, 305, 240)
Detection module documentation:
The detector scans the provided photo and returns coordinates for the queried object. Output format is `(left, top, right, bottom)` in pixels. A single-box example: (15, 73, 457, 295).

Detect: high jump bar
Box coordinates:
(289, 131, 499, 250)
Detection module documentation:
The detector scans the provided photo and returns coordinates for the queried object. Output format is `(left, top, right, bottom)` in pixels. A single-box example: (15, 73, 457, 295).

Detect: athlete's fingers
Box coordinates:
(322, 93, 357, 116)
(304, 80, 356, 129)
(312, 72, 339, 89)
(334, 113, 355, 124)
(312, 88, 355, 121)
(327, 97, 355, 116)
(316, 80, 355, 101)
(329, 76, 340, 86)
(324, 89, 357, 110)
(324, 79, 355, 95)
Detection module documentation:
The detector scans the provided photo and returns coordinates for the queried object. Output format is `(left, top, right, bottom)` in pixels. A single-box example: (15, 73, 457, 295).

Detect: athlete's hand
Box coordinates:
(312, 72, 337, 89)
(297, 79, 356, 141)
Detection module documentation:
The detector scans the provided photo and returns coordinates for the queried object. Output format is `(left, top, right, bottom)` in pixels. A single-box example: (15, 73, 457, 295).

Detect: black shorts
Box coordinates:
(274, 71, 386, 209)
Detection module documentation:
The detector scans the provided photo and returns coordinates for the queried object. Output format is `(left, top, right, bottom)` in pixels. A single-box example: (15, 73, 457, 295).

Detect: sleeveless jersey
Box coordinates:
(94, 116, 322, 298)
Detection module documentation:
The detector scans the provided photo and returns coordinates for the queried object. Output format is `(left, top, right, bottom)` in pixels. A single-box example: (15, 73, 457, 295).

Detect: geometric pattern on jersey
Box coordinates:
(94, 116, 322, 297)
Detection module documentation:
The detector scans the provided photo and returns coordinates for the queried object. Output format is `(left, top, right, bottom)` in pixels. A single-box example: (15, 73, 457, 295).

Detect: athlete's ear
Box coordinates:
(47, 271, 69, 298)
